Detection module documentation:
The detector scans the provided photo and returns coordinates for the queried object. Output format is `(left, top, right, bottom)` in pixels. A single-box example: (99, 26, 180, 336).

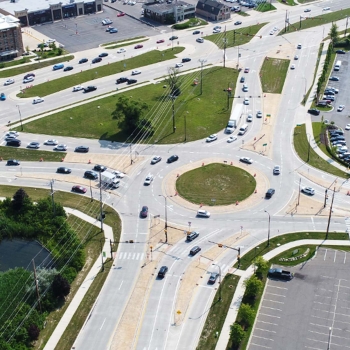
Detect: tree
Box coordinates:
(12, 188, 30, 211)
(112, 95, 149, 134)
(51, 274, 70, 299)
(230, 322, 245, 347)
(165, 67, 181, 97)
(253, 256, 269, 278)
(329, 23, 339, 47)
(27, 324, 40, 341)
(244, 275, 263, 299)
(238, 303, 255, 328)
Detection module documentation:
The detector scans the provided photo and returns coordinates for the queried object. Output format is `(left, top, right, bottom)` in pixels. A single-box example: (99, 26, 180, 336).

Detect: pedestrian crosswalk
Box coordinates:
(118, 252, 144, 261)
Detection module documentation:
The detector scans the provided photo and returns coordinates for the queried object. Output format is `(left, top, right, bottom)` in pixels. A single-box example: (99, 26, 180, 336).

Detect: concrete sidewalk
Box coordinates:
(215, 239, 350, 350)
(43, 207, 114, 350)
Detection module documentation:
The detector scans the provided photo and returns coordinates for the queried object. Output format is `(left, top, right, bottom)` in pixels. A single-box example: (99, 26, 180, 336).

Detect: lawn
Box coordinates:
(0, 146, 66, 162)
(101, 36, 147, 46)
(18, 47, 184, 98)
(206, 23, 267, 49)
(176, 163, 256, 205)
(105, 39, 148, 50)
(293, 124, 348, 178)
(197, 274, 240, 350)
(276, 0, 296, 5)
(18, 66, 239, 144)
(172, 17, 207, 30)
(0, 55, 74, 79)
(312, 121, 328, 155)
(0, 56, 32, 69)
(260, 57, 289, 93)
(270, 245, 317, 266)
(255, 3, 276, 12)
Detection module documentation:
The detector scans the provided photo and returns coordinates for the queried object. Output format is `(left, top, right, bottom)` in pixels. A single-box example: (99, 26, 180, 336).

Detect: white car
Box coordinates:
(273, 26, 278, 31)
(256, 111, 263, 118)
(345, 124, 350, 130)
(4, 78, 14, 85)
(46, 38, 56, 43)
(33, 98, 44, 104)
(113, 170, 125, 178)
(196, 38, 204, 43)
(337, 105, 345, 112)
(175, 63, 183, 68)
(144, 175, 153, 185)
(213, 29, 221, 33)
(6, 131, 19, 137)
(131, 70, 141, 75)
(206, 134, 217, 142)
(117, 48, 126, 53)
(44, 139, 58, 145)
(294, 55, 299, 60)
(302, 187, 315, 195)
(23, 77, 34, 83)
(247, 115, 253, 122)
(240, 157, 253, 164)
(243, 98, 249, 105)
(54, 144, 67, 151)
(197, 209, 210, 218)
(269, 31, 274, 35)
(242, 84, 248, 92)
(27, 142, 41, 149)
(227, 135, 237, 143)
(290, 64, 295, 70)
(273, 165, 281, 175)
(72, 85, 84, 92)
(151, 156, 162, 164)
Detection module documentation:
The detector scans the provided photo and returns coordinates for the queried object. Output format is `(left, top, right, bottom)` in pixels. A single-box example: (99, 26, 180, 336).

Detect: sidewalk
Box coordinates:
(215, 239, 350, 350)
(43, 207, 114, 350)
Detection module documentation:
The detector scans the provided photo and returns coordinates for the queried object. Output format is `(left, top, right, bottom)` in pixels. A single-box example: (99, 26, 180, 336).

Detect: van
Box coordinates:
(334, 60, 341, 71)
(238, 124, 248, 135)
(53, 63, 64, 70)
(225, 120, 236, 133)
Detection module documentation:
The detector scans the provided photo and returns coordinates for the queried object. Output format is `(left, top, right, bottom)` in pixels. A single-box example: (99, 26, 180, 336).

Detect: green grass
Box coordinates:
(312, 122, 328, 155)
(276, 0, 296, 5)
(176, 163, 256, 205)
(34, 48, 70, 60)
(280, 8, 350, 34)
(0, 56, 33, 69)
(17, 67, 239, 144)
(172, 17, 207, 30)
(237, 11, 250, 17)
(0, 55, 74, 79)
(298, 0, 317, 3)
(270, 245, 317, 266)
(18, 47, 184, 98)
(235, 231, 348, 270)
(260, 57, 289, 93)
(206, 23, 267, 49)
(0, 146, 66, 162)
(105, 39, 148, 50)
(101, 36, 147, 46)
(197, 274, 240, 350)
(293, 124, 349, 178)
(255, 3, 276, 12)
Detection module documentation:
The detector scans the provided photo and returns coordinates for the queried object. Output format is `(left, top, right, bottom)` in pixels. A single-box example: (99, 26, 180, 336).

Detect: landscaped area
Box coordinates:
(0, 146, 66, 162)
(260, 57, 289, 93)
(17, 67, 239, 144)
(255, 2, 276, 12)
(101, 36, 147, 47)
(176, 163, 256, 205)
(172, 17, 207, 30)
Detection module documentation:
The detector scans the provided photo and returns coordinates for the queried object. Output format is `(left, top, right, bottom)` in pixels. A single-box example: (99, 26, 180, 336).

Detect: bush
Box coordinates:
(230, 322, 245, 347)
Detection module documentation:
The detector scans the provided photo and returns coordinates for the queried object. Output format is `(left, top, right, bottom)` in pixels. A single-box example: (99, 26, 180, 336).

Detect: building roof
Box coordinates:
(0, 13, 20, 30)
(196, 0, 227, 15)
(143, 0, 194, 13)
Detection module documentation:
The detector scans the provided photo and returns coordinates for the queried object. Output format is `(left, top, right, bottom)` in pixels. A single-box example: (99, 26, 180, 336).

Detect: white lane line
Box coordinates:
(100, 318, 106, 330)
(118, 281, 123, 290)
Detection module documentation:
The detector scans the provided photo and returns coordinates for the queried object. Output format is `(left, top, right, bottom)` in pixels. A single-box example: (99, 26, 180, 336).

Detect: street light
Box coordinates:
(212, 263, 222, 301)
(254, 246, 260, 273)
(99, 237, 107, 272)
(158, 195, 168, 243)
(16, 105, 23, 131)
(264, 210, 271, 246)
(306, 132, 311, 163)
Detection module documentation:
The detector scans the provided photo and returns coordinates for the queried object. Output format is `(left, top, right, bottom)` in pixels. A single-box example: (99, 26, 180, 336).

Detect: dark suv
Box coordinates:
(7, 159, 20, 166)
(167, 155, 179, 163)
(265, 188, 275, 198)
(158, 266, 168, 278)
(84, 170, 98, 180)
(57, 167, 71, 174)
(6, 139, 21, 147)
(92, 57, 102, 63)
(116, 77, 128, 84)
(84, 86, 97, 93)
(186, 231, 199, 241)
(189, 246, 201, 256)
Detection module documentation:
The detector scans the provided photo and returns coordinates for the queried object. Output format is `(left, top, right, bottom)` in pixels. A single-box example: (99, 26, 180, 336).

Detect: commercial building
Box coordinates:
(196, 0, 231, 21)
(0, 0, 103, 27)
(0, 13, 24, 60)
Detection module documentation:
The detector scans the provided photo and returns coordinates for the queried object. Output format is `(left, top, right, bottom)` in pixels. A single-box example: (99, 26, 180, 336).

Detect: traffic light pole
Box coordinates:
(208, 240, 241, 268)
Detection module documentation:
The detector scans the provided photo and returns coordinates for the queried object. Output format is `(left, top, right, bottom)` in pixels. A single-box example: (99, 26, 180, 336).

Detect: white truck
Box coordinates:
(225, 103, 243, 133)
(101, 171, 120, 189)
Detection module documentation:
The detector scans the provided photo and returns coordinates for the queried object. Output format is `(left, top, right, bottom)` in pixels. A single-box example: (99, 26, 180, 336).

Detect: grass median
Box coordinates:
(260, 57, 289, 93)
(0, 146, 65, 162)
(255, 3, 276, 12)
(18, 48, 184, 98)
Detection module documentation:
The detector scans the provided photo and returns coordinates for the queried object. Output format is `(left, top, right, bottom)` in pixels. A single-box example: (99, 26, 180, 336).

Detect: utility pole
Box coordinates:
(172, 96, 176, 132)
(158, 195, 168, 243)
(324, 189, 328, 208)
(184, 112, 188, 142)
(346, 17, 349, 36)
(326, 187, 335, 238)
(299, 16, 302, 29)
(199, 59, 206, 95)
(284, 10, 287, 33)
(297, 178, 301, 206)
(50, 180, 56, 217)
(99, 171, 103, 232)
(264, 210, 271, 246)
(233, 30, 235, 45)
(307, 133, 311, 162)
(129, 144, 133, 165)
(171, 27, 174, 50)
(223, 27, 227, 68)
(16, 105, 23, 131)
(90, 179, 93, 202)
(32, 259, 42, 313)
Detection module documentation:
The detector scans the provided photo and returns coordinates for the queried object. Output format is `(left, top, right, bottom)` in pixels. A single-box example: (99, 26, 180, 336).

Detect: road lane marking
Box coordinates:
(118, 281, 123, 290)
(100, 318, 106, 330)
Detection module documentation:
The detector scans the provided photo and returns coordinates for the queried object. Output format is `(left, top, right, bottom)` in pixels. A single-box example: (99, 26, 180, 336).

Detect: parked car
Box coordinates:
(75, 146, 89, 153)
(57, 167, 71, 174)
(268, 268, 293, 280)
(140, 205, 148, 218)
(336, 50, 346, 54)
(6, 139, 21, 147)
(92, 57, 102, 63)
(72, 185, 87, 194)
(167, 155, 179, 163)
(109, 28, 118, 34)
(329, 76, 339, 81)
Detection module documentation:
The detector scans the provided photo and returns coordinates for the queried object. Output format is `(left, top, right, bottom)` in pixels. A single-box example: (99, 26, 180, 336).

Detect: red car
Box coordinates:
(117, 12, 125, 17)
(134, 44, 143, 49)
(156, 39, 165, 44)
(244, 68, 250, 73)
(72, 185, 87, 194)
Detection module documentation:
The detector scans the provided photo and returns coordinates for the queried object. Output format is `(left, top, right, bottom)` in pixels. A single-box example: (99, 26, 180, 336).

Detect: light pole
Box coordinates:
(99, 237, 106, 272)
(198, 59, 206, 95)
(306, 133, 311, 162)
(328, 327, 332, 349)
(254, 246, 260, 272)
(158, 195, 168, 243)
(16, 105, 23, 131)
(171, 96, 176, 133)
(212, 263, 222, 301)
(264, 210, 271, 246)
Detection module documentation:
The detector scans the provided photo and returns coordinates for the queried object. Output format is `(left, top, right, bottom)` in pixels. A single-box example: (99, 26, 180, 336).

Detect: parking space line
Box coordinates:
(314, 301, 335, 306)
(305, 346, 324, 350)
(264, 299, 284, 304)
(257, 320, 278, 326)
(258, 313, 280, 319)
(267, 285, 288, 290)
(265, 292, 286, 297)
(308, 329, 329, 336)
(250, 342, 272, 349)
(254, 328, 276, 333)
(252, 335, 274, 341)
(260, 306, 282, 312)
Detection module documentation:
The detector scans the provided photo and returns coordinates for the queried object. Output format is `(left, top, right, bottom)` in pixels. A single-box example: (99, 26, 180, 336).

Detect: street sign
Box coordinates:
(266, 114, 271, 117)
(177, 310, 181, 315)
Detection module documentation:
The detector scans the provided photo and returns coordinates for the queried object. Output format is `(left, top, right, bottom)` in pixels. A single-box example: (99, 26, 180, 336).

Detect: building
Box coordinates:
(0, 13, 24, 61)
(142, 0, 195, 24)
(0, 0, 103, 27)
(196, 0, 230, 21)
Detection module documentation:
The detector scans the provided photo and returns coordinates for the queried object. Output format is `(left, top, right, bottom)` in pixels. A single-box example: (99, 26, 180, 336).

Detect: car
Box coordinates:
(54, 144, 67, 151)
(27, 142, 40, 149)
(0, 93, 5, 101)
(6, 131, 19, 137)
(197, 209, 210, 218)
(72, 85, 84, 92)
(151, 156, 162, 164)
(268, 268, 293, 280)
(7, 159, 20, 166)
(304, 8, 311, 12)
(23, 77, 34, 83)
(131, 70, 141, 75)
(75, 146, 89, 153)
(84, 86, 97, 93)
(265, 188, 275, 198)
(273, 165, 281, 175)
(186, 231, 199, 241)
(243, 98, 249, 105)
(32, 98, 44, 104)
(346, 124, 350, 130)
(24, 73, 35, 79)
(46, 38, 56, 44)
(190, 246, 201, 256)
(156, 39, 165, 43)
(182, 57, 191, 63)
(99, 52, 108, 57)
(244, 68, 250, 73)
(213, 29, 221, 33)
(242, 84, 248, 92)
(92, 57, 102, 64)
(84, 170, 98, 180)
(247, 114, 253, 122)
(105, 26, 115, 32)
(57, 167, 71, 174)
(337, 105, 345, 112)
(158, 266, 168, 278)
(175, 63, 183, 68)
(329, 76, 339, 81)
(167, 155, 179, 163)
(72, 185, 87, 194)
(5, 135, 17, 141)
(256, 111, 263, 118)
(6, 139, 21, 147)
(116, 77, 129, 84)
(117, 12, 125, 17)
(113, 170, 125, 178)
(38, 43, 48, 48)
(234, 21, 242, 25)
(294, 55, 299, 60)
(169, 36, 178, 40)
(297, 44, 302, 49)
(4, 78, 14, 85)
(290, 64, 295, 70)
(240, 77, 245, 83)
(193, 30, 200, 35)
(213, 26, 221, 30)
(324, 95, 335, 101)
(140, 205, 148, 218)
(240, 157, 253, 164)
(227, 135, 237, 143)
(79, 58, 88, 64)
(102, 18, 113, 25)
(144, 175, 153, 185)
(127, 79, 137, 85)
(301, 187, 315, 195)
(323, 7, 330, 11)
(44, 139, 58, 145)
(336, 50, 346, 54)
(63, 66, 73, 71)
(117, 48, 126, 54)
(94, 164, 107, 172)
(269, 31, 274, 35)
(196, 38, 204, 43)
(206, 134, 217, 142)
(208, 272, 219, 284)
(134, 44, 143, 49)
(109, 28, 118, 34)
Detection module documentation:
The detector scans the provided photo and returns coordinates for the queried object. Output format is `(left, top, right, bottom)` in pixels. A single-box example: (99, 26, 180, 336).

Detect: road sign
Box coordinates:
(177, 310, 181, 315)
(266, 114, 271, 117)
(188, 222, 191, 227)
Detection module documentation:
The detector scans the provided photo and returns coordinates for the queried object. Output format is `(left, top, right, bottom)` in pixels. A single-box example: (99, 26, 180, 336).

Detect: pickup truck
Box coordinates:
(267, 268, 294, 281)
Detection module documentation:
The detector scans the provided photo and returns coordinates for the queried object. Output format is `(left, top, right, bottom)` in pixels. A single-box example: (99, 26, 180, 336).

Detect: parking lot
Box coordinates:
(249, 248, 350, 350)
